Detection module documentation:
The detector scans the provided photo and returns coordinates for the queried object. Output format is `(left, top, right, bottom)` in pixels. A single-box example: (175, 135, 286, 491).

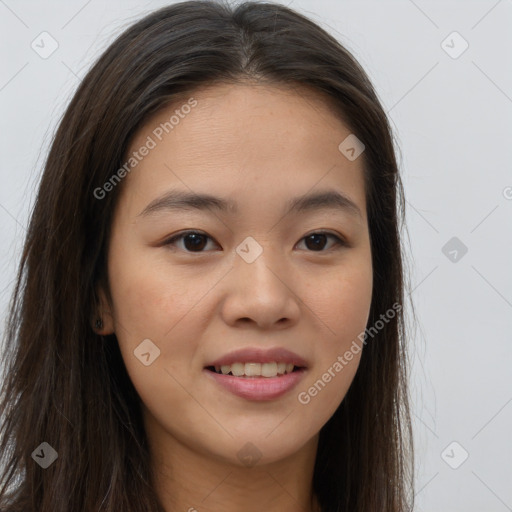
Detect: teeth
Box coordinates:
(231, 363, 244, 376)
(213, 362, 297, 377)
(245, 362, 261, 377)
(261, 362, 277, 377)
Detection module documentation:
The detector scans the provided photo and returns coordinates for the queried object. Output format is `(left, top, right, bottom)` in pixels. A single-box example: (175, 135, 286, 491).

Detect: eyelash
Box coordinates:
(162, 230, 348, 253)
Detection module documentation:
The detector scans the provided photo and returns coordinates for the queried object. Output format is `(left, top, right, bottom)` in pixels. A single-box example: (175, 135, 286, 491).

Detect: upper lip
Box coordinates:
(205, 347, 308, 368)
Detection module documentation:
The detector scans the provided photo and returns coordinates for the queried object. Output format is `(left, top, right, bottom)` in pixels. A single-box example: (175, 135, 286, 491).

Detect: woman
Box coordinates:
(0, 1, 415, 510)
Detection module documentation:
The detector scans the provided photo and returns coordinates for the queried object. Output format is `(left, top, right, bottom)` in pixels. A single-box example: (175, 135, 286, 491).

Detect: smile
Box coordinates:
(206, 361, 301, 378)
(203, 366, 307, 401)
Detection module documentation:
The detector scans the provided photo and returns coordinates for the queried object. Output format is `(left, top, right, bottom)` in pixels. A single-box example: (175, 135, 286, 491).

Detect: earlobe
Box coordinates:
(93, 283, 115, 335)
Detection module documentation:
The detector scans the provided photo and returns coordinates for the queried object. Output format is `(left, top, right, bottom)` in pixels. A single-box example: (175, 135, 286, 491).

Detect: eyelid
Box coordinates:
(162, 229, 350, 254)
(162, 229, 348, 252)
(163, 230, 220, 251)
(303, 229, 348, 246)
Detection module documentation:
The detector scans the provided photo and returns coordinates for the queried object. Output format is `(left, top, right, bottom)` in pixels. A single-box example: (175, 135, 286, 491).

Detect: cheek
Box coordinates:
(306, 259, 373, 343)
(108, 248, 203, 339)
(106, 256, 206, 427)
(106, 249, 200, 380)
(294, 259, 372, 421)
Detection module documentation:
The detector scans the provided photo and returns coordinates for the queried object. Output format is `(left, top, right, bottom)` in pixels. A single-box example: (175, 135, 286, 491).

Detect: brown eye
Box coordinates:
(163, 230, 346, 254)
(297, 232, 346, 252)
(164, 231, 218, 252)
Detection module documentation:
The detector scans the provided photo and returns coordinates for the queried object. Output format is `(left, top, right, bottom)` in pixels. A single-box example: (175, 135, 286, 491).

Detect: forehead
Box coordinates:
(116, 81, 366, 221)
(129, 81, 354, 156)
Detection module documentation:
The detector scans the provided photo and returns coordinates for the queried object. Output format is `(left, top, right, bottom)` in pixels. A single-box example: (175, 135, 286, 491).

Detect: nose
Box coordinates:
(220, 247, 301, 330)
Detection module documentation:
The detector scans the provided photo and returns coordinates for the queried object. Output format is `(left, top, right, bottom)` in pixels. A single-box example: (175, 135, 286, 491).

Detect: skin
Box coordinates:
(96, 81, 373, 512)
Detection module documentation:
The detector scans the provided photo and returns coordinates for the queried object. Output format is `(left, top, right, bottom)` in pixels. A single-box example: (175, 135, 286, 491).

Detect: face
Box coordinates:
(98, 82, 373, 468)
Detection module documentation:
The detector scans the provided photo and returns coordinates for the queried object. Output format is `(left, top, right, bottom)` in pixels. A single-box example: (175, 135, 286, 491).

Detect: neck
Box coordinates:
(145, 420, 321, 512)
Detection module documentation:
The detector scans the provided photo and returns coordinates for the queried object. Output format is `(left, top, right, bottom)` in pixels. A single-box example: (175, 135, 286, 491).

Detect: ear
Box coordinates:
(93, 281, 115, 335)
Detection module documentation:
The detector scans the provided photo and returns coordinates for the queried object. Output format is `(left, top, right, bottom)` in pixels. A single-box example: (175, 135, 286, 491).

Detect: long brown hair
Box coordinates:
(0, 1, 414, 510)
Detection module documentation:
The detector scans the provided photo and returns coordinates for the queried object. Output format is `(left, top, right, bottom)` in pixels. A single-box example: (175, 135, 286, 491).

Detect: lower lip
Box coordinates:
(203, 368, 307, 401)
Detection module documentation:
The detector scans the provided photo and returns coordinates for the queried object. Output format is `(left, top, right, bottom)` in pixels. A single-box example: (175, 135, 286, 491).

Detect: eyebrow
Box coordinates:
(138, 188, 363, 220)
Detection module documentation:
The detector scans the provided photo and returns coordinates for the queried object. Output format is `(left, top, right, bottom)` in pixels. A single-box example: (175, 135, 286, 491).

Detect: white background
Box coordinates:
(1, 1, 511, 510)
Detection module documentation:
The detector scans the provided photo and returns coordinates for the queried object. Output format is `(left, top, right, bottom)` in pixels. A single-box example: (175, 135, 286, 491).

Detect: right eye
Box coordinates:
(162, 230, 220, 253)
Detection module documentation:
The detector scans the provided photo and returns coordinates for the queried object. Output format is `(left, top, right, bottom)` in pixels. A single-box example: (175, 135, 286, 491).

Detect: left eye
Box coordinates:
(297, 232, 346, 251)
(163, 230, 346, 253)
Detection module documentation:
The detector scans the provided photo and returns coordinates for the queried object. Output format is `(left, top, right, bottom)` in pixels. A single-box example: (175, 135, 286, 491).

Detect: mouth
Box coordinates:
(204, 363, 305, 378)
(203, 347, 309, 400)
(203, 365, 307, 401)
